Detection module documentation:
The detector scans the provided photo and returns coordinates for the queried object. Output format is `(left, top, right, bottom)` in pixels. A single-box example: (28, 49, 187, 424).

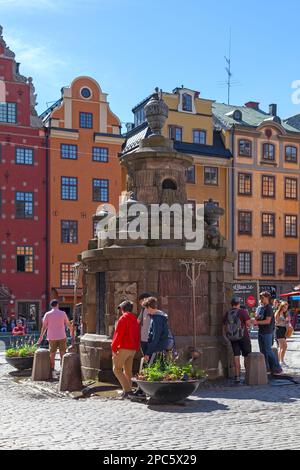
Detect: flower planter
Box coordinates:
(136, 378, 204, 404)
(6, 355, 34, 371)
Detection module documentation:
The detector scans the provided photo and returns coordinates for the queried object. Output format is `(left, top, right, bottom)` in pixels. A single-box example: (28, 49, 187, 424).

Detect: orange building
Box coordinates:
(41, 77, 123, 316)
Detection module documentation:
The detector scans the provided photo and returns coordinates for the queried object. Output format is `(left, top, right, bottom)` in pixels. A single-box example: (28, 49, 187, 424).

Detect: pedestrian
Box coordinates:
(37, 300, 73, 374)
(12, 320, 25, 337)
(254, 292, 282, 375)
(272, 298, 281, 314)
(137, 292, 152, 355)
(141, 297, 169, 364)
(223, 297, 252, 384)
(275, 301, 290, 367)
(112, 300, 140, 399)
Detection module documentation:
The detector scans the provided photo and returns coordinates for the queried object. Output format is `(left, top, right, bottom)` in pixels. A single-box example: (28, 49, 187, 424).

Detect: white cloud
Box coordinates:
(5, 34, 67, 76)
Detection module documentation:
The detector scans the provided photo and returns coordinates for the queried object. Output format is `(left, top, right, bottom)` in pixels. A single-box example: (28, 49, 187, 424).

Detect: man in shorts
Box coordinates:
(223, 297, 252, 383)
(37, 300, 73, 372)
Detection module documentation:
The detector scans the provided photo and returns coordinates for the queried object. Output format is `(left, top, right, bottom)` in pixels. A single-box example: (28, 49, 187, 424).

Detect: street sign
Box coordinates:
(233, 282, 258, 310)
(246, 295, 256, 308)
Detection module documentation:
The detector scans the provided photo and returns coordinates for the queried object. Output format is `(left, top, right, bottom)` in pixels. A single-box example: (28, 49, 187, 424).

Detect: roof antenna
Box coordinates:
(225, 28, 232, 105)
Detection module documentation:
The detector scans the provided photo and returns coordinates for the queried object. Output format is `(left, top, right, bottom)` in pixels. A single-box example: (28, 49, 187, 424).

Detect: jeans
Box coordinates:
(141, 341, 148, 356)
(258, 333, 281, 372)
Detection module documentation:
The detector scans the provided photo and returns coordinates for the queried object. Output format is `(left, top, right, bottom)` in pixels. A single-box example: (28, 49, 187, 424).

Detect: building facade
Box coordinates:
(0, 26, 47, 329)
(214, 101, 300, 297)
(41, 77, 123, 316)
(123, 87, 232, 240)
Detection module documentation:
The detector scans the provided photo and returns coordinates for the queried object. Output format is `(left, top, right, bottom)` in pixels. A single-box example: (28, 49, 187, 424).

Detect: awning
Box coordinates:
(280, 291, 300, 298)
(54, 288, 83, 299)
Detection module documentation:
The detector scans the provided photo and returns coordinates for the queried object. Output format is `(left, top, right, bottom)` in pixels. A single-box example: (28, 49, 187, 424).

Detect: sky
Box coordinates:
(1, 0, 300, 127)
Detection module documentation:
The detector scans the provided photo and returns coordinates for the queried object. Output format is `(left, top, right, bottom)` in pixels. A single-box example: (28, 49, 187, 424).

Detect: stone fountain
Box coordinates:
(79, 90, 234, 382)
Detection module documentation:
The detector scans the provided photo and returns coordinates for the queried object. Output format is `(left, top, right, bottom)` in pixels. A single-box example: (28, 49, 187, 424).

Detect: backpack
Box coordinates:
(225, 309, 245, 342)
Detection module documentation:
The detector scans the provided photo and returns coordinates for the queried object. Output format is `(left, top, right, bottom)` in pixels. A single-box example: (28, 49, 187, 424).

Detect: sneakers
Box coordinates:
(272, 369, 283, 376)
(234, 376, 241, 384)
(120, 391, 135, 400)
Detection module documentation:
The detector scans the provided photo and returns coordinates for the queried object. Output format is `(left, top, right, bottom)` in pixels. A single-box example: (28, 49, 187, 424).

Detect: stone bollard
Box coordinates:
(59, 353, 83, 392)
(245, 352, 268, 386)
(31, 348, 51, 381)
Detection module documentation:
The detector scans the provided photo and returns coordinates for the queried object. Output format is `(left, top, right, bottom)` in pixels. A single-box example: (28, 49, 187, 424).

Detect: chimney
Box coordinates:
(269, 103, 277, 117)
(245, 101, 260, 110)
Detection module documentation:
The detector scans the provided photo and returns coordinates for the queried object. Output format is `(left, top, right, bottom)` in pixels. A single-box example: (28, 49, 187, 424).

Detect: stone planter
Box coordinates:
(6, 355, 34, 371)
(136, 379, 204, 404)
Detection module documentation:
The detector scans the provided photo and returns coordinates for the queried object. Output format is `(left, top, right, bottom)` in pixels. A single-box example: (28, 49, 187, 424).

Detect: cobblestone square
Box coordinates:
(1, 334, 300, 450)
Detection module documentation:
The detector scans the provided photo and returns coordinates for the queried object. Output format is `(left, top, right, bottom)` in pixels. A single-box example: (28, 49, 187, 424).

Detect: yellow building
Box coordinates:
(213, 101, 300, 296)
(123, 87, 232, 240)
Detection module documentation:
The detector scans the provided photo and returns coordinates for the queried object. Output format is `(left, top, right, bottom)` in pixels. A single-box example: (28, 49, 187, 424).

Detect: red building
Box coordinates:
(0, 26, 47, 331)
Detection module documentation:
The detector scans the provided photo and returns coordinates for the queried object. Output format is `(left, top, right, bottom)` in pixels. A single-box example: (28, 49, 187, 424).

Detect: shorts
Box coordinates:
(49, 339, 67, 354)
(275, 326, 287, 340)
(230, 336, 252, 357)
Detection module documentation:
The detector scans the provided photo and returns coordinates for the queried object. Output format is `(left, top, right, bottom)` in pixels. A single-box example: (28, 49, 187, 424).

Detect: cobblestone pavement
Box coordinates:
(1, 334, 300, 450)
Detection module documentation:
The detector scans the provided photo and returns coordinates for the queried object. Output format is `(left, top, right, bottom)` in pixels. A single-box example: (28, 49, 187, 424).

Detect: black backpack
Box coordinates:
(225, 309, 245, 342)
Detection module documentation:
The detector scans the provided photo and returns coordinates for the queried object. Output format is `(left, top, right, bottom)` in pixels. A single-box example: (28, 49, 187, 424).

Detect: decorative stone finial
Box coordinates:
(144, 88, 169, 136)
(204, 199, 225, 227)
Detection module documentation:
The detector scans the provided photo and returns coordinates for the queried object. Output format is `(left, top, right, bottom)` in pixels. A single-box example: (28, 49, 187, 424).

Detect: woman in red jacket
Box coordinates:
(112, 300, 140, 399)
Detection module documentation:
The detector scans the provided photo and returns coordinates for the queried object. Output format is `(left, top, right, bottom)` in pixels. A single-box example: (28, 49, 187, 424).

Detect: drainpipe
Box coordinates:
(231, 126, 235, 254)
(45, 126, 50, 311)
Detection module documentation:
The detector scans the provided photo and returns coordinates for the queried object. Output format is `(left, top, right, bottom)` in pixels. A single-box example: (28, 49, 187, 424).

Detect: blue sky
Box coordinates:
(1, 0, 300, 127)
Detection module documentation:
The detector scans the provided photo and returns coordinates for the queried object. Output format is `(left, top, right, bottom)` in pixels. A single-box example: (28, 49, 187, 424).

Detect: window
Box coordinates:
(61, 220, 78, 244)
(186, 166, 195, 183)
(134, 107, 145, 127)
(60, 263, 75, 287)
(61, 144, 77, 160)
(15, 147, 33, 165)
(81, 87, 91, 99)
(93, 179, 109, 202)
(204, 167, 218, 185)
(285, 178, 298, 199)
(79, 112, 93, 129)
(61, 177, 77, 200)
(182, 93, 192, 112)
(238, 211, 252, 235)
(262, 175, 275, 198)
(262, 213, 275, 237)
(16, 246, 34, 273)
(15, 192, 33, 219)
(93, 147, 109, 162)
(262, 143, 275, 161)
(285, 146, 297, 163)
(193, 129, 206, 144)
(285, 215, 298, 238)
(238, 252, 252, 275)
(0, 102, 17, 123)
(285, 254, 298, 277)
(262, 252, 275, 276)
(169, 126, 182, 141)
(239, 140, 252, 157)
(238, 173, 252, 195)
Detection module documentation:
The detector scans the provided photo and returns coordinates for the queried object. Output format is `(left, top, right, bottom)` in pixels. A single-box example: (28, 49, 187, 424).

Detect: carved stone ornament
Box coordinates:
(144, 88, 169, 135)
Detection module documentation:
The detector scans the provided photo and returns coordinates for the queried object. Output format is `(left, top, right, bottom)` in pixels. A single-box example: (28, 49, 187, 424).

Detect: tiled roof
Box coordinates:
(284, 114, 300, 131)
(213, 102, 300, 134)
(122, 124, 232, 159)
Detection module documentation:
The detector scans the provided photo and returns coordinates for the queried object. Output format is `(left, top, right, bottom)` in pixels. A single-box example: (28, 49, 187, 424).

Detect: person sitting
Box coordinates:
(12, 320, 26, 336)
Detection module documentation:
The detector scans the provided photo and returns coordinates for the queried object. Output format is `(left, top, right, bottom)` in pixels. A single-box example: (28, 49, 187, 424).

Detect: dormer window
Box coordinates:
(134, 107, 145, 127)
(233, 110, 242, 121)
(182, 93, 193, 112)
(169, 125, 182, 142)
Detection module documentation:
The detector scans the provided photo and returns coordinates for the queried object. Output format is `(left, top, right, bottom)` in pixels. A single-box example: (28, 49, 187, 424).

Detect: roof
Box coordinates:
(284, 114, 300, 131)
(39, 98, 63, 122)
(213, 102, 300, 134)
(122, 124, 232, 159)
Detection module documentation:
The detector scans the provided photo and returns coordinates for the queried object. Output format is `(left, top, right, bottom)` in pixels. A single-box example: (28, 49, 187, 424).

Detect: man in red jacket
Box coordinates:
(112, 300, 140, 399)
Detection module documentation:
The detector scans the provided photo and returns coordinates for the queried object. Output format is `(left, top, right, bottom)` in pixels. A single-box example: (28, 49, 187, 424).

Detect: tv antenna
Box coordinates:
(225, 28, 232, 105)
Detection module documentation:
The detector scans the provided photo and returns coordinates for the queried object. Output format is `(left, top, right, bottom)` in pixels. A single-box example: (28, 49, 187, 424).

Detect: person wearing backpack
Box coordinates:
(141, 297, 170, 363)
(223, 297, 252, 384)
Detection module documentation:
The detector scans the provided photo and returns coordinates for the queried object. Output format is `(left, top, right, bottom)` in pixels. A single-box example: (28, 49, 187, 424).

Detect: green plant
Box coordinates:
(5, 341, 37, 358)
(137, 358, 206, 382)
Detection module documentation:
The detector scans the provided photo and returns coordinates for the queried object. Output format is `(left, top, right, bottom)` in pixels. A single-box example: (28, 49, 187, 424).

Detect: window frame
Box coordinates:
(168, 125, 183, 142)
(0, 102, 17, 124)
(61, 220, 78, 244)
(238, 251, 252, 276)
(285, 145, 298, 163)
(238, 172, 252, 196)
(204, 166, 218, 186)
(261, 174, 276, 199)
(182, 93, 193, 112)
(285, 214, 298, 238)
(238, 139, 252, 157)
(92, 147, 109, 163)
(60, 263, 75, 288)
(15, 191, 34, 219)
(261, 252, 276, 277)
(238, 211, 252, 235)
(285, 177, 298, 200)
(193, 129, 206, 145)
(186, 165, 196, 184)
(262, 143, 275, 161)
(92, 178, 109, 202)
(61, 176, 78, 201)
(79, 112, 93, 129)
(261, 212, 276, 237)
(15, 147, 34, 165)
(16, 246, 34, 273)
(285, 253, 298, 277)
(61, 144, 78, 160)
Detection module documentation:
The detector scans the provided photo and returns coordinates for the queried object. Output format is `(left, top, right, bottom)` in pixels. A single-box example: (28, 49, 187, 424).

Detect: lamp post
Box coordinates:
(179, 259, 207, 353)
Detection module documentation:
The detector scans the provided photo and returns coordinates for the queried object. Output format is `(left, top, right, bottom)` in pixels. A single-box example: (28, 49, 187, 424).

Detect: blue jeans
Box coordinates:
(258, 333, 281, 372)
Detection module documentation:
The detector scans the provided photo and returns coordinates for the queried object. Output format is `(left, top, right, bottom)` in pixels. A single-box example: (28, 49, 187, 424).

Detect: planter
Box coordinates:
(136, 379, 204, 404)
(6, 355, 34, 371)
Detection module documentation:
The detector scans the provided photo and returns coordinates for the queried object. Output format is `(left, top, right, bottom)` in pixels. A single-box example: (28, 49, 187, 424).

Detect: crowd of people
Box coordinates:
(0, 317, 29, 335)
(224, 291, 296, 384)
